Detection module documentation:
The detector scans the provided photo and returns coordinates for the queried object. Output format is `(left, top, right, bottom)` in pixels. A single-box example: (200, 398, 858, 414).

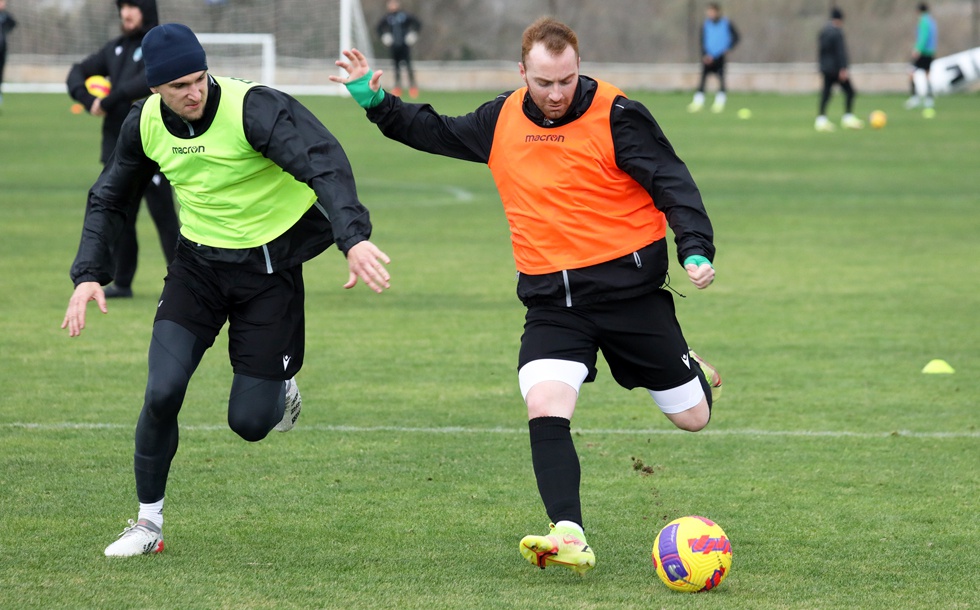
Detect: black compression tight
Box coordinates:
(227, 374, 286, 442)
(134, 320, 286, 503)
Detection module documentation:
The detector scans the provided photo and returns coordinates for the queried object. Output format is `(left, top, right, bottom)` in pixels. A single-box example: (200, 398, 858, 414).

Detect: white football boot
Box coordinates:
(841, 113, 865, 130)
(711, 92, 726, 113)
(687, 92, 705, 113)
(104, 519, 163, 557)
(274, 377, 302, 432)
(814, 115, 836, 132)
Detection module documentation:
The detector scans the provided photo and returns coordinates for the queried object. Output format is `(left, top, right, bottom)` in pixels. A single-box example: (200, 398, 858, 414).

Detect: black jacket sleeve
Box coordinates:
(69, 104, 159, 286)
(729, 21, 740, 51)
(242, 86, 372, 254)
(365, 92, 504, 163)
(611, 97, 715, 266)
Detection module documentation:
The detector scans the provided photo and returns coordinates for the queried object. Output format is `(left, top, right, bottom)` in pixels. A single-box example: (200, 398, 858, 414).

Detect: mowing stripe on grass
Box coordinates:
(3, 422, 978, 439)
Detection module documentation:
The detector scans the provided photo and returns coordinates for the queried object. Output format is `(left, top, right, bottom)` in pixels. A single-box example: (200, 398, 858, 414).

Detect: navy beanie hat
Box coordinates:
(143, 23, 208, 87)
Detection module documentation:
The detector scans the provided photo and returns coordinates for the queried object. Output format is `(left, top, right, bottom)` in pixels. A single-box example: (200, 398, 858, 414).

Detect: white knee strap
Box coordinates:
(648, 376, 705, 414)
(518, 359, 589, 401)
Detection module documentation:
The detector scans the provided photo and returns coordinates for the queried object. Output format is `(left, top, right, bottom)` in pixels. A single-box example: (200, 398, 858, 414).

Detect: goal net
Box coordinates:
(7, 0, 374, 95)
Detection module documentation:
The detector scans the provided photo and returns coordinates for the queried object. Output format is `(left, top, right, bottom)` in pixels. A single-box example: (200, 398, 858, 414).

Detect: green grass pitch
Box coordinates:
(1, 89, 978, 609)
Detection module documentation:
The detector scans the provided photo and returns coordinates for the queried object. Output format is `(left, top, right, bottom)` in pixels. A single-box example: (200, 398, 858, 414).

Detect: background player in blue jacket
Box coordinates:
(688, 3, 739, 113)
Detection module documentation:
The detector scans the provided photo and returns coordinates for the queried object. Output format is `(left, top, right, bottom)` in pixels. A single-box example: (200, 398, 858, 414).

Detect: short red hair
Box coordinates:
(521, 17, 579, 64)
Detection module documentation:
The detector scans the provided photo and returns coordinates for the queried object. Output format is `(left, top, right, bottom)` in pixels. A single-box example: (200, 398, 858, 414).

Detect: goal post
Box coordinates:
(344, 0, 376, 60)
(197, 33, 277, 87)
(328, 0, 376, 95)
(197, 0, 374, 95)
(198, 0, 374, 95)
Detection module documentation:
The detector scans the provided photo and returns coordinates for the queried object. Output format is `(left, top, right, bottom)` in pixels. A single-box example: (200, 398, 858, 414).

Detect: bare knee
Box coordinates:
(664, 400, 710, 432)
(525, 381, 578, 420)
(519, 361, 586, 420)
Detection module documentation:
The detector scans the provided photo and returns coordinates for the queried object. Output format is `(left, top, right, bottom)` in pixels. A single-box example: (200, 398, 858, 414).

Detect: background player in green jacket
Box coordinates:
(905, 2, 938, 115)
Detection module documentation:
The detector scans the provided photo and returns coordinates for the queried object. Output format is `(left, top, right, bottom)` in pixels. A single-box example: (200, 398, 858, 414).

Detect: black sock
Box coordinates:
(693, 363, 713, 415)
(528, 416, 582, 528)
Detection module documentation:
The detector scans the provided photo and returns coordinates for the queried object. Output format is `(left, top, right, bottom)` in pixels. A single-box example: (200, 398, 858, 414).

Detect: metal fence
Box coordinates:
(8, 0, 980, 63)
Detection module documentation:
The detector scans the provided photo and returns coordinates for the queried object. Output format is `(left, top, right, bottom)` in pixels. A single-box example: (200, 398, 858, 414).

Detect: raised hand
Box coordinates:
(329, 48, 383, 91)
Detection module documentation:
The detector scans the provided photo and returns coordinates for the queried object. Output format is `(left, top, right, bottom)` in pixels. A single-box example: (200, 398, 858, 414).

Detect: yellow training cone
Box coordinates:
(922, 359, 955, 374)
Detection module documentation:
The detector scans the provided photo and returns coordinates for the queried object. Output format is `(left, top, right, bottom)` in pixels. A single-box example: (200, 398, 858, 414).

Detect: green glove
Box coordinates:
(684, 255, 713, 268)
(345, 72, 385, 109)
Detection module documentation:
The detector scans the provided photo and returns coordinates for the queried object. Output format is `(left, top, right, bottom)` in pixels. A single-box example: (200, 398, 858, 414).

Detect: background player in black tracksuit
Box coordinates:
(815, 7, 863, 131)
(67, 0, 179, 298)
(0, 0, 15, 104)
(376, 0, 421, 98)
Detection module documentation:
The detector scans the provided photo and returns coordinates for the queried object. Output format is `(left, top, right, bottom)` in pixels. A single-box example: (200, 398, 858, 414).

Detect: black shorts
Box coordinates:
(703, 55, 726, 74)
(155, 255, 305, 380)
(518, 289, 696, 392)
(913, 54, 934, 71)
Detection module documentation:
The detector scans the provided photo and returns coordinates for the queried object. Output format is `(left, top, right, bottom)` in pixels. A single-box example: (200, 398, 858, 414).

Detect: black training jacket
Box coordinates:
(818, 23, 850, 75)
(66, 0, 160, 163)
(366, 76, 715, 307)
(69, 76, 371, 287)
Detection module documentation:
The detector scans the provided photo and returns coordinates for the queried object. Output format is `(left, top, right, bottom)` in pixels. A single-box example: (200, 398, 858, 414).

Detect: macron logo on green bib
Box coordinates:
(172, 145, 205, 154)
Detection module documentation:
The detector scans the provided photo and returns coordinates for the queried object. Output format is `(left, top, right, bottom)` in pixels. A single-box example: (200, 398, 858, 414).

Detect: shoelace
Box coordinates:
(117, 519, 157, 538)
(116, 519, 140, 538)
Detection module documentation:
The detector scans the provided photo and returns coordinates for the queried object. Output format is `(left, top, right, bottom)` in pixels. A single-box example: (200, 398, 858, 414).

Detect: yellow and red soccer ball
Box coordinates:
(85, 75, 112, 99)
(652, 515, 732, 592)
(869, 110, 887, 129)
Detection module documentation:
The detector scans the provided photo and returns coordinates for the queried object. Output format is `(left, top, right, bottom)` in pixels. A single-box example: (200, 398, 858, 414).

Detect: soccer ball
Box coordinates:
(85, 75, 112, 99)
(869, 110, 887, 129)
(652, 515, 732, 592)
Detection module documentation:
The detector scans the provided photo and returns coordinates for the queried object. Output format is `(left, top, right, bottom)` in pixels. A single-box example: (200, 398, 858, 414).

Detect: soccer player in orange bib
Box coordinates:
(332, 17, 721, 575)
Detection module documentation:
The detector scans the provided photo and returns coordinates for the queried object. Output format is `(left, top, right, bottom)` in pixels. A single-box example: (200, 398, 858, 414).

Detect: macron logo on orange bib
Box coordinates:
(524, 134, 566, 143)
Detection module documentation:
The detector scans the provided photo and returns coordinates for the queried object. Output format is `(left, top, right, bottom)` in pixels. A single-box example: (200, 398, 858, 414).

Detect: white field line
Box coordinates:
(2, 422, 978, 439)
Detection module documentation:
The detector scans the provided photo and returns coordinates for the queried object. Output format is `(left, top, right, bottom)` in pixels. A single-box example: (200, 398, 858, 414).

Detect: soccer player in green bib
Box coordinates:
(61, 23, 392, 557)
